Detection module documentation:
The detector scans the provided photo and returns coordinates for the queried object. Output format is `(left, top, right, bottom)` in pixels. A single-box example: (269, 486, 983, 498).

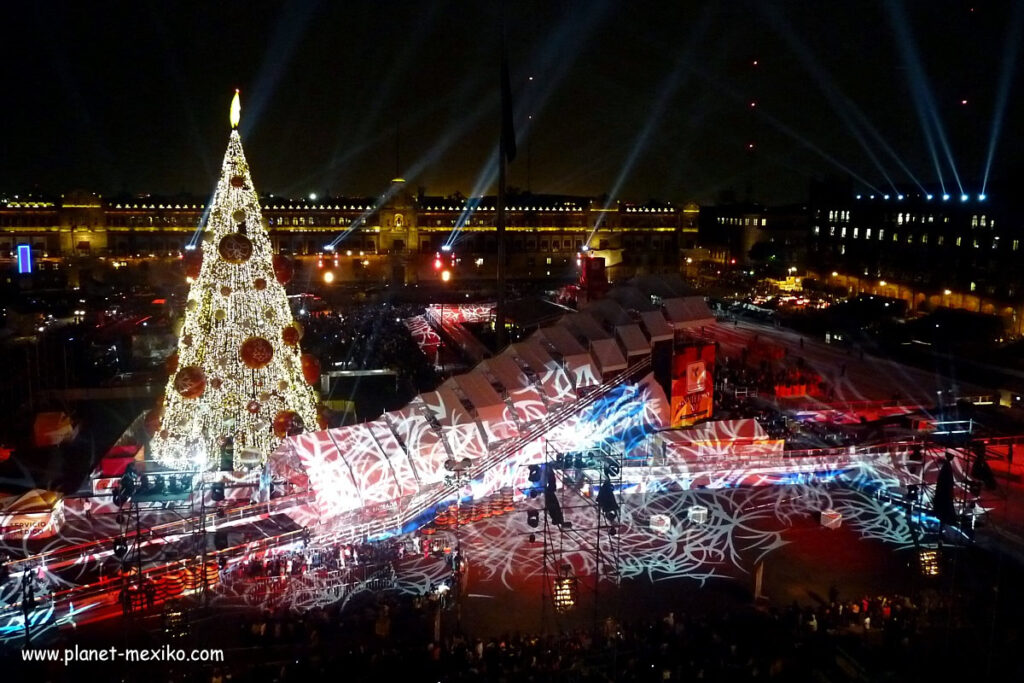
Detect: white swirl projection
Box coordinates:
(273, 376, 658, 521)
(196, 475, 926, 617)
(404, 315, 441, 357)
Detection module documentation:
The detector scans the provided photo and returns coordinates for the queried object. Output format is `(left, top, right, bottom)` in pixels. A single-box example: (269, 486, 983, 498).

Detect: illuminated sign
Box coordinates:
(671, 343, 715, 428)
(16, 244, 32, 274)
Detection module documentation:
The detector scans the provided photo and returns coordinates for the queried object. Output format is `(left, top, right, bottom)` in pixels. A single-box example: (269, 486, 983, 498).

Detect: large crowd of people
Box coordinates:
(185, 586, 983, 682)
(297, 302, 437, 398)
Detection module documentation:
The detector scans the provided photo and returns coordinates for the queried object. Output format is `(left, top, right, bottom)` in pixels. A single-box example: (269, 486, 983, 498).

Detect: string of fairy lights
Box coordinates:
(148, 93, 320, 471)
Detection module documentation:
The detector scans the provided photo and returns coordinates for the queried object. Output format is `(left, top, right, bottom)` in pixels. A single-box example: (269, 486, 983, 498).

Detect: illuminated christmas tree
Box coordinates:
(149, 91, 321, 471)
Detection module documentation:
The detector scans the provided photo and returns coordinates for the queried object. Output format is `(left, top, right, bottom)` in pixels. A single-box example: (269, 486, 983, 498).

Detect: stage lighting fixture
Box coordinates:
(926, 194, 934, 200)
(527, 510, 540, 528)
(528, 465, 541, 482)
(918, 549, 940, 577)
(112, 537, 128, 559)
(942, 194, 950, 200)
(960, 194, 969, 202)
(608, 525, 617, 536)
(979, 194, 986, 201)
(211, 483, 225, 502)
(554, 565, 577, 612)
(528, 533, 537, 543)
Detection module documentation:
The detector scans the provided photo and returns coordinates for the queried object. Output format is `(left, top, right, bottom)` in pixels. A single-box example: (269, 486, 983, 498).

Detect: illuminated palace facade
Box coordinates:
(0, 183, 699, 284)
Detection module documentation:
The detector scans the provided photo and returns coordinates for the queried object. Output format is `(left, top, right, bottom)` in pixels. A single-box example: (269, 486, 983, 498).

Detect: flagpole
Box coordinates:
(496, 13, 515, 351)
(496, 126, 507, 350)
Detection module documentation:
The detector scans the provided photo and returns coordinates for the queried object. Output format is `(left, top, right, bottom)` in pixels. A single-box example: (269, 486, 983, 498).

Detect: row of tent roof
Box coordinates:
(271, 296, 711, 515)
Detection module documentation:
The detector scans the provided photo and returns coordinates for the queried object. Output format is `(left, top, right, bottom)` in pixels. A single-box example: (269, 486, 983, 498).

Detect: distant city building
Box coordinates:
(698, 203, 807, 266)
(0, 183, 700, 285)
(809, 183, 1023, 332)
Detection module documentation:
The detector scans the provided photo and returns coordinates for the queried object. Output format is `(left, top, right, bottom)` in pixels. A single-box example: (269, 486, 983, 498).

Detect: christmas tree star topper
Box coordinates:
(230, 89, 241, 129)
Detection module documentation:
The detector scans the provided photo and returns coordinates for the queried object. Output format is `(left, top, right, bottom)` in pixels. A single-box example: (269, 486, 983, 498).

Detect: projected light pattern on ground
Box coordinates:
(200, 472, 924, 617)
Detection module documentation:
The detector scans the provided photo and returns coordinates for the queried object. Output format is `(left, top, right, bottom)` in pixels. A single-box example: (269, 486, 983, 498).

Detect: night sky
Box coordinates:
(2, 1, 1021, 204)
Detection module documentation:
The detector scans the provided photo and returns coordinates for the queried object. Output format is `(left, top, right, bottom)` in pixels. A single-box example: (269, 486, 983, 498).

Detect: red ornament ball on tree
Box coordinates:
(253, 277, 267, 291)
(240, 337, 274, 369)
(281, 325, 301, 347)
(183, 251, 203, 279)
(174, 366, 207, 399)
(272, 410, 304, 438)
(300, 354, 321, 385)
(316, 403, 330, 430)
(246, 400, 261, 414)
(272, 254, 293, 284)
(230, 175, 245, 188)
(218, 233, 253, 264)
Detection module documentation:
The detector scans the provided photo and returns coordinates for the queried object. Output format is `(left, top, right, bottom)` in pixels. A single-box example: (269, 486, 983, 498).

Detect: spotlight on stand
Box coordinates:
(112, 537, 128, 559)
(527, 510, 540, 528)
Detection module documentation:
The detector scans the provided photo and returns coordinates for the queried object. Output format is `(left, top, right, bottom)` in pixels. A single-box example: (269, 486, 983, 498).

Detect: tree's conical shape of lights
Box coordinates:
(149, 92, 318, 471)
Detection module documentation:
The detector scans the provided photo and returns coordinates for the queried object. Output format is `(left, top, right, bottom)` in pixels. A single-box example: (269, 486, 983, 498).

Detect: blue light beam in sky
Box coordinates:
(981, 1, 1024, 195)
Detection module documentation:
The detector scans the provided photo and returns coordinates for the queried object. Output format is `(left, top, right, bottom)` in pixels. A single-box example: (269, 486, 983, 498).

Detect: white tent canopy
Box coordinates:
(663, 296, 715, 331)
(640, 311, 674, 342)
(616, 324, 651, 357)
(590, 338, 628, 376)
(533, 327, 600, 390)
